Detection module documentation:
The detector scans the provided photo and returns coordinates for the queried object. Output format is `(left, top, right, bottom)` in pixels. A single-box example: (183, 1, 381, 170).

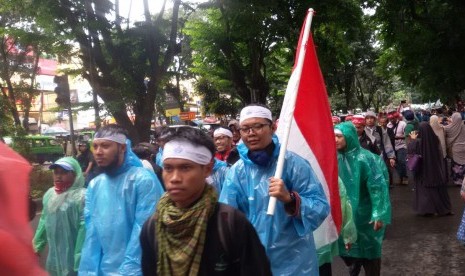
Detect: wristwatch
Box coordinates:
(289, 192, 296, 203)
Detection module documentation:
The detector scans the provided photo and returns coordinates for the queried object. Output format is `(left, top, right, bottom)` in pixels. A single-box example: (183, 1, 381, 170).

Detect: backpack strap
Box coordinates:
(217, 204, 240, 264)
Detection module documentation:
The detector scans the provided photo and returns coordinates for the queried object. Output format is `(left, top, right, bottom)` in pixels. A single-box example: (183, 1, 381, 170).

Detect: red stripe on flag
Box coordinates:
(293, 27, 342, 232)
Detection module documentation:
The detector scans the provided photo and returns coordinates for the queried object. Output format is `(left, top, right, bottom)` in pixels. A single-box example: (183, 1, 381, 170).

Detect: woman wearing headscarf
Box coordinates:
(33, 157, 86, 276)
(430, 115, 448, 182)
(444, 112, 465, 185)
(430, 115, 447, 159)
(408, 122, 452, 216)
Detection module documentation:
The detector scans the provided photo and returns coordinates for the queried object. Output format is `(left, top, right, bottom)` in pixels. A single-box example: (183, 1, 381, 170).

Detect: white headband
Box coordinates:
(163, 140, 212, 165)
(214, 128, 233, 138)
(334, 129, 343, 135)
(240, 106, 272, 124)
(93, 133, 127, 144)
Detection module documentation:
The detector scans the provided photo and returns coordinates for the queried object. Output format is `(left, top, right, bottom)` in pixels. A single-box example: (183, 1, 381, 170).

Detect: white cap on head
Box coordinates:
(213, 127, 233, 138)
(162, 139, 212, 165)
(239, 106, 272, 124)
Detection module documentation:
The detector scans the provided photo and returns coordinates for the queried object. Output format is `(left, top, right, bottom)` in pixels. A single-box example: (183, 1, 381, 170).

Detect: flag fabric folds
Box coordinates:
(275, 10, 342, 249)
(0, 143, 47, 275)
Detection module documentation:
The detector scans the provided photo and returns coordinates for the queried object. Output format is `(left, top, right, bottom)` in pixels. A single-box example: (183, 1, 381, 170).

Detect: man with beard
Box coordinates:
(79, 124, 164, 275)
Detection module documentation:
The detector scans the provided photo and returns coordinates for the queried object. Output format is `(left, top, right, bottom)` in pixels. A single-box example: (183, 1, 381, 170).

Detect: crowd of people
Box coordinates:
(3, 102, 465, 275)
(333, 105, 465, 255)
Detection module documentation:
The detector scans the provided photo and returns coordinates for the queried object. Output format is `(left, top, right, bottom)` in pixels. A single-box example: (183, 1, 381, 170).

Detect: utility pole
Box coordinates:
(54, 74, 76, 157)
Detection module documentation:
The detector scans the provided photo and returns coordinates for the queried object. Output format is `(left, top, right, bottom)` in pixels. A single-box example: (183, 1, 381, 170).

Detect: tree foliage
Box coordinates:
(370, 0, 465, 101)
(0, 1, 66, 132)
(186, 0, 388, 113)
(22, 0, 189, 142)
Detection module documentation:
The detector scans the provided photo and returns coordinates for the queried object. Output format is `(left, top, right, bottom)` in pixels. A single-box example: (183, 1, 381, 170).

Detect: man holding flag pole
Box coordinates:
(220, 8, 340, 275)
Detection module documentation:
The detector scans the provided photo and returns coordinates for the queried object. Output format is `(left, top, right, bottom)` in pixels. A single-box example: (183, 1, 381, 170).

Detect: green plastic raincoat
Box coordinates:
(33, 157, 86, 276)
(317, 177, 357, 266)
(335, 122, 391, 259)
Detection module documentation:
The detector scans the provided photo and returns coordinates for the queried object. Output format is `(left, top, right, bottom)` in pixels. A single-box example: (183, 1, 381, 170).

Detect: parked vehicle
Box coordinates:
(6, 136, 64, 164)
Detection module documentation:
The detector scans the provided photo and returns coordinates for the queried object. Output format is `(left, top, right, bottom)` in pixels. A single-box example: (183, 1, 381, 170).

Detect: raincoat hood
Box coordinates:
(335, 122, 391, 260)
(53, 157, 85, 190)
(106, 139, 143, 176)
(34, 156, 86, 274)
(335, 122, 360, 153)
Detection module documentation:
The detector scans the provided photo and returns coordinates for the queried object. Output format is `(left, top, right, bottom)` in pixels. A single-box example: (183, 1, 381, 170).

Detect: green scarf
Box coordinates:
(156, 184, 218, 275)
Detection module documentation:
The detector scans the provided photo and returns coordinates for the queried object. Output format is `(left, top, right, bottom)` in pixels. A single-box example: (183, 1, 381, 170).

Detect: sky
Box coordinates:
(118, 0, 203, 23)
(119, 0, 164, 21)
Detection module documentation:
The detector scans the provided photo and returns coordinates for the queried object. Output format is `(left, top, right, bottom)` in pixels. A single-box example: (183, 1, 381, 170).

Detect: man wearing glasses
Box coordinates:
(219, 104, 329, 275)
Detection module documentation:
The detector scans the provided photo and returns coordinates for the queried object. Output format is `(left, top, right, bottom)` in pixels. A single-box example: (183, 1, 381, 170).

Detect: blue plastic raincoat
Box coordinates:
(207, 158, 229, 192)
(155, 148, 163, 167)
(219, 136, 329, 275)
(33, 157, 86, 276)
(79, 140, 164, 275)
(335, 122, 391, 259)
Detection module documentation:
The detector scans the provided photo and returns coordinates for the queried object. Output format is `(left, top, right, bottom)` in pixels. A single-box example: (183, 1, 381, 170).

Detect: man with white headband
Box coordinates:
(140, 126, 272, 275)
(79, 124, 164, 275)
(334, 122, 391, 276)
(219, 104, 330, 275)
(213, 127, 239, 165)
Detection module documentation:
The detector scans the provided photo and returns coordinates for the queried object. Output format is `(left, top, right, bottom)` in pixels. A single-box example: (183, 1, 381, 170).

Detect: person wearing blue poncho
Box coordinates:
(219, 104, 330, 275)
(206, 158, 229, 193)
(79, 124, 164, 276)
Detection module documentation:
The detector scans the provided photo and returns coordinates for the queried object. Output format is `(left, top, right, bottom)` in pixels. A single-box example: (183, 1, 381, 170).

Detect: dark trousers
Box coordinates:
(319, 262, 332, 276)
(342, 257, 381, 276)
(395, 148, 407, 179)
(384, 158, 394, 187)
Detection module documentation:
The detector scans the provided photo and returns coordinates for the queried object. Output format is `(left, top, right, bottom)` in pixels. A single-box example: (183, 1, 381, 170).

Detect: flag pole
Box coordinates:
(267, 8, 315, 216)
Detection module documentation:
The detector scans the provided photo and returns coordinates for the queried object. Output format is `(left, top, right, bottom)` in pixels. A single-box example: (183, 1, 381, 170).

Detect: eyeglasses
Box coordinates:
(239, 123, 271, 134)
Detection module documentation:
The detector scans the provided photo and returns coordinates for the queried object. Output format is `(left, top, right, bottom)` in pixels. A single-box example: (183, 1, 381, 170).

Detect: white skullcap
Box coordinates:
(334, 129, 343, 135)
(93, 133, 127, 144)
(239, 106, 272, 124)
(213, 127, 233, 138)
(163, 139, 212, 165)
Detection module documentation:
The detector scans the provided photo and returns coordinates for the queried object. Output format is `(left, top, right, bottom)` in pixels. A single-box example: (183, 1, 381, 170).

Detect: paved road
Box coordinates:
(333, 184, 465, 275)
(31, 184, 465, 275)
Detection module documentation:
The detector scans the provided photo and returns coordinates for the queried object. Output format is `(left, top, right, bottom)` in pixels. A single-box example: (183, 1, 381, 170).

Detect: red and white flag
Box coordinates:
(275, 9, 342, 248)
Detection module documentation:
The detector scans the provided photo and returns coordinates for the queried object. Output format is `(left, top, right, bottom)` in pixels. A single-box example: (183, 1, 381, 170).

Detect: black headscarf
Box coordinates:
(410, 122, 446, 187)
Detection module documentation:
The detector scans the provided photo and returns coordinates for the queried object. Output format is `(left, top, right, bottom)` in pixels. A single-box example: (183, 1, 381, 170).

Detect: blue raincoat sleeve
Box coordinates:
(120, 174, 163, 274)
(79, 165, 164, 275)
(219, 142, 329, 275)
(208, 159, 229, 193)
(79, 181, 103, 273)
(281, 154, 330, 236)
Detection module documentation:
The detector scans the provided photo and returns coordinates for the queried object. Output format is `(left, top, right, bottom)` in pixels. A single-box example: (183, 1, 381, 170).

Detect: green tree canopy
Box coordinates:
(371, 0, 465, 102)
